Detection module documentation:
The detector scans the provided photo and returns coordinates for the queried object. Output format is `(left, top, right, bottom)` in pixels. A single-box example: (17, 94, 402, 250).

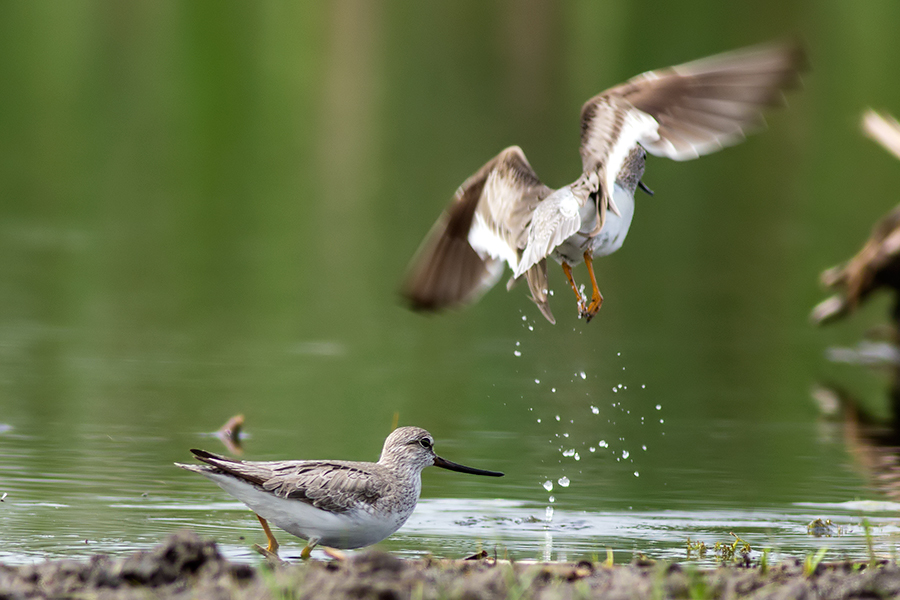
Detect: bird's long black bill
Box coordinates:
(638, 180, 654, 196)
(434, 455, 504, 477)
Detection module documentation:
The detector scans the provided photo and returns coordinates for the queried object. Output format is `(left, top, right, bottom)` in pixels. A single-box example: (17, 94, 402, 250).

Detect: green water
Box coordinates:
(3, 1, 900, 564)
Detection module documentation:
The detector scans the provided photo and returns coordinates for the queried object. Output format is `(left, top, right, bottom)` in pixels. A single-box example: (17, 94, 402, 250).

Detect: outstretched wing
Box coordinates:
(576, 41, 804, 236)
(402, 146, 553, 311)
(595, 40, 805, 161)
(811, 208, 900, 325)
(863, 110, 900, 161)
(811, 112, 900, 325)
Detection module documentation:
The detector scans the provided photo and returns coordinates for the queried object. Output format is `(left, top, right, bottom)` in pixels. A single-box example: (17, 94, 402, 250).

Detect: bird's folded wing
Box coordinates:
(863, 110, 900, 161)
(596, 40, 805, 161)
(262, 461, 387, 514)
(402, 145, 552, 311)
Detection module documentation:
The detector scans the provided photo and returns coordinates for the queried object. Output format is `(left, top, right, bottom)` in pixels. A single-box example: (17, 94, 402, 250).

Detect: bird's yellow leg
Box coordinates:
(249, 514, 281, 560)
(582, 251, 604, 322)
(561, 262, 586, 311)
(257, 514, 279, 554)
(300, 537, 320, 560)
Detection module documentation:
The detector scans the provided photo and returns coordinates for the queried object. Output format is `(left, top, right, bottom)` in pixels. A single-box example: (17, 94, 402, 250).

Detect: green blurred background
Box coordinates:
(3, 0, 900, 561)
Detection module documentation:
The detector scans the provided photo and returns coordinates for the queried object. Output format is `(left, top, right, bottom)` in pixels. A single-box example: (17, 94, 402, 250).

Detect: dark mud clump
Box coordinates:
(0, 531, 254, 599)
(3, 531, 900, 599)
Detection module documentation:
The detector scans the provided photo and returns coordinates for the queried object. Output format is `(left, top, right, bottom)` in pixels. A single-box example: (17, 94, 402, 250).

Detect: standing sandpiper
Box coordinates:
(176, 426, 503, 559)
(403, 41, 805, 324)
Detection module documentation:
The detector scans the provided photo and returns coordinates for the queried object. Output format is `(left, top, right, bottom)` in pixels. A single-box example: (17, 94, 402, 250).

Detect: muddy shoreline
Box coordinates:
(2, 531, 900, 600)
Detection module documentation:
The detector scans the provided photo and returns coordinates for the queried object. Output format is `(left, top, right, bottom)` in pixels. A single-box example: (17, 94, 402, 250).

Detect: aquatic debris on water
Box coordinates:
(807, 518, 841, 537)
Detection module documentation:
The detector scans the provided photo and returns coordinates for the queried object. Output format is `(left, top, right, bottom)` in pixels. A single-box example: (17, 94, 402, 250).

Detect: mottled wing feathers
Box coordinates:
(186, 449, 387, 514)
(262, 462, 387, 514)
(402, 146, 552, 312)
(596, 41, 805, 161)
(863, 110, 900, 162)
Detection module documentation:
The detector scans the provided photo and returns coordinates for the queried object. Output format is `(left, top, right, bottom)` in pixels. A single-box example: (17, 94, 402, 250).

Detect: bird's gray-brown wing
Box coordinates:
(811, 208, 900, 325)
(184, 450, 386, 514)
(402, 146, 553, 312)
(811, 113, 900, 325)
(863, 110, 900, 161)
(261, 461, 388, 514)
(583, 40, 806, 163)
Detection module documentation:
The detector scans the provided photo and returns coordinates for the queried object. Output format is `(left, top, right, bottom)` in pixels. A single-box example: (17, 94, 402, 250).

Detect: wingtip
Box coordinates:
(189, 448, 225, 462)
(810, 296, 847, 326)
(862, 109, 900, 160)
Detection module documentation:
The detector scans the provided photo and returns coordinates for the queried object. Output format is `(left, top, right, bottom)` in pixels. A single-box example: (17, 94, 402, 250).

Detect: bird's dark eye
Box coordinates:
(419, 438, 432, 449)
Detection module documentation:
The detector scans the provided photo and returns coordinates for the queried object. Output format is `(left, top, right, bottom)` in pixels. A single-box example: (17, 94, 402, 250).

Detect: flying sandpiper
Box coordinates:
(403, 41, 805, 323)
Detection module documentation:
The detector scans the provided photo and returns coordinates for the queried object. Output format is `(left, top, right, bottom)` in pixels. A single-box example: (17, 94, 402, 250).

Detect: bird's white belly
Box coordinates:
(553, 184, 635, 264)
(206, 473, 413, 549)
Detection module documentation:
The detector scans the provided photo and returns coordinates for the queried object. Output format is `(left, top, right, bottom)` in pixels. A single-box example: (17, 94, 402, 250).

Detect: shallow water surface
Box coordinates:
(0, 415, 897, 566)
(3, 1, 900, 570)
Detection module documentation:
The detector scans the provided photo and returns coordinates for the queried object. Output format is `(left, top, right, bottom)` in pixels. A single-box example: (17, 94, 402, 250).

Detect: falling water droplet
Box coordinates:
(542, 480, 553, 492)
(557, 476, 570, 487)
(590, 406, 599, 414)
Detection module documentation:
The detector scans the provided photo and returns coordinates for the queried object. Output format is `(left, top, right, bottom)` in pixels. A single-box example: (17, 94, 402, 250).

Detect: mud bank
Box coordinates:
(2, 531, 900, 599)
